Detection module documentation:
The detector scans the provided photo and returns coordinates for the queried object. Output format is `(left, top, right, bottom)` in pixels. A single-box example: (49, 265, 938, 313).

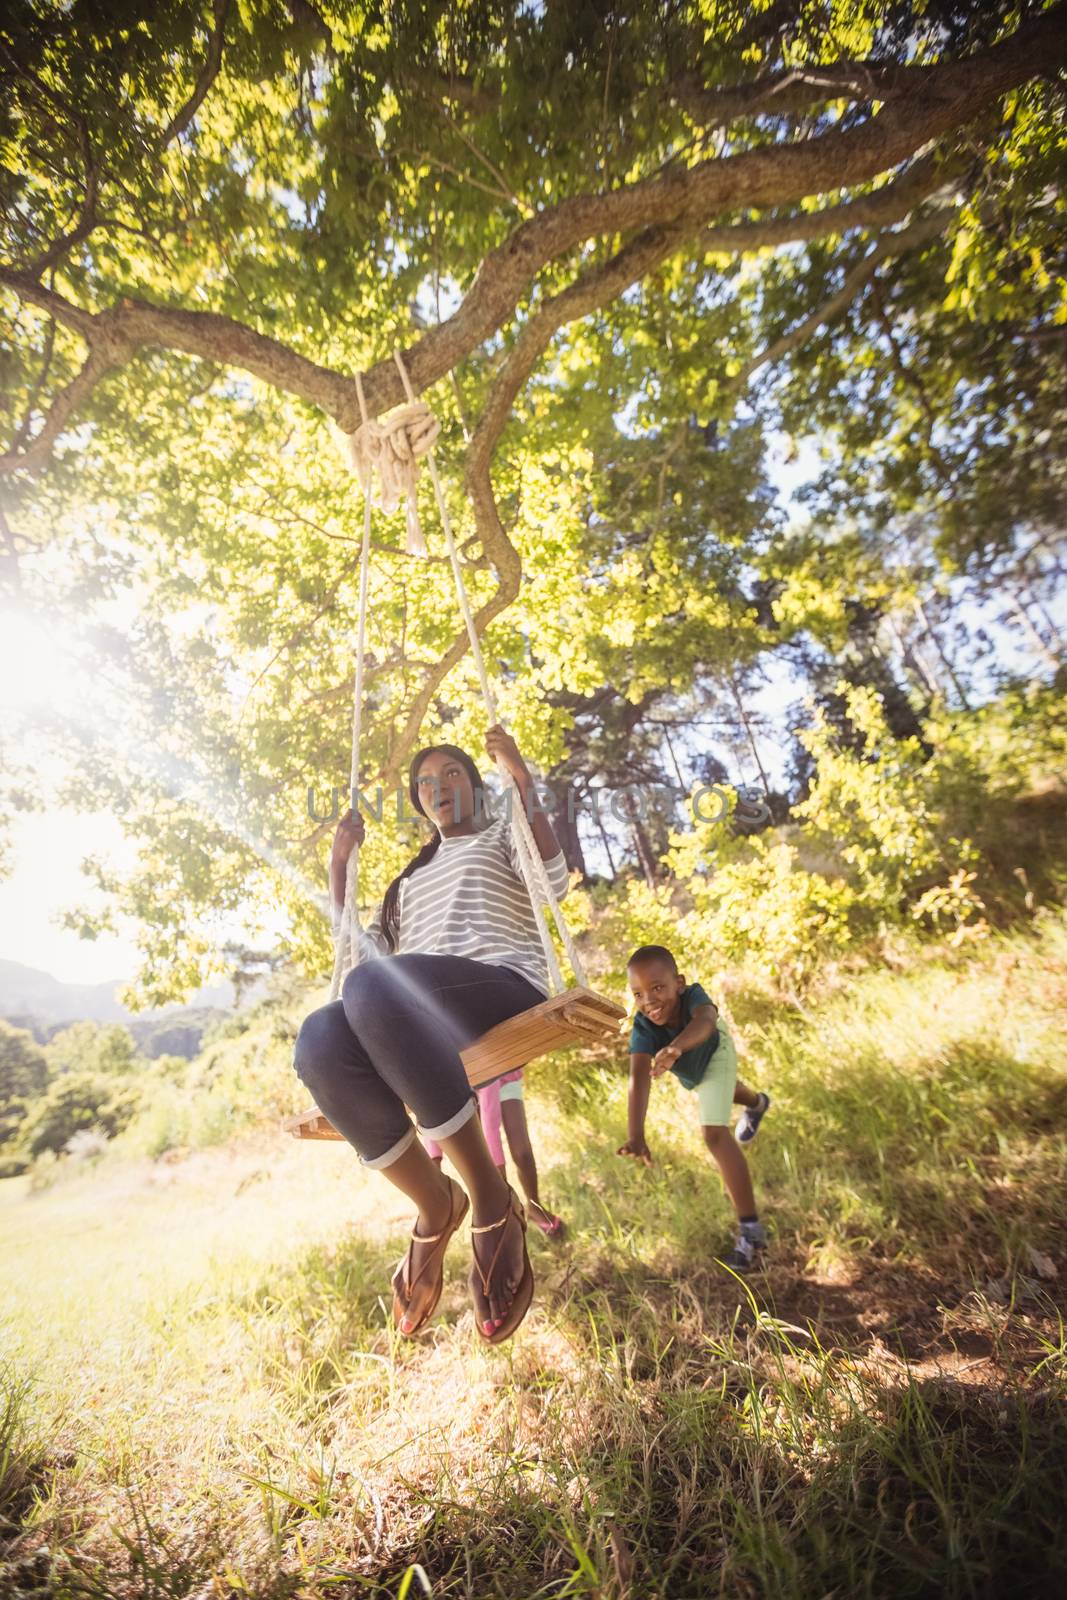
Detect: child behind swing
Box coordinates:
(617, 944, 772, 1271)
(424, 1071, 564, 1238)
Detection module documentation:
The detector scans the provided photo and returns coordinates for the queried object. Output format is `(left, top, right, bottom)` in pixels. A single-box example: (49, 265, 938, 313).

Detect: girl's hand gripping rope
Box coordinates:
(484, 723, 529, 785)
(331, 807, 366, 865)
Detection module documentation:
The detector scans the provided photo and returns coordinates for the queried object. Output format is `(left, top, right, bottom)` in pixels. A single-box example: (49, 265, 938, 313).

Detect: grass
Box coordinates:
(2, 913, 1067, 1597)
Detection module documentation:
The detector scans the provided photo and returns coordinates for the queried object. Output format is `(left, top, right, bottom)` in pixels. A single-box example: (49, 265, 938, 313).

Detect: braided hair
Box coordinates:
(379, 742, 488, 952)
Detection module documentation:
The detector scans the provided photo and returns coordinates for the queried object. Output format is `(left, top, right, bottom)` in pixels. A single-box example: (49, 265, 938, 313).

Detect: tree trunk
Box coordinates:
(1020, 572, 1064, 650)
(615, 789, 660, 886)
(548, 790, 588, 879)
(912, 597, 971, 709)
(1006, 590, 1061, 671)
(885, 612, 938, 702)
(592, 804, 618, 877)
(728, 676, 772, 800)
(662, 725, 687, 790)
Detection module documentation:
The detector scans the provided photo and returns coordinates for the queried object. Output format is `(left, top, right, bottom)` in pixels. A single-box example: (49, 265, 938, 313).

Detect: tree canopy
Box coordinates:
(1, 0, 1064, 1000)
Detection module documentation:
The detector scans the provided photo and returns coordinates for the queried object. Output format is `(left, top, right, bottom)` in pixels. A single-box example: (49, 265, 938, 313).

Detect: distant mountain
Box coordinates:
(0, 956, 238, 1022)
(0, 958, 242, 1058)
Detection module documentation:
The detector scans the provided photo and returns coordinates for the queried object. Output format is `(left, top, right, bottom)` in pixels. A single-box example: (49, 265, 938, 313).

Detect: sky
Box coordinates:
(0, 809, 140, 984)
(0, 608, 144, 983)
(0, 602, 301, 989)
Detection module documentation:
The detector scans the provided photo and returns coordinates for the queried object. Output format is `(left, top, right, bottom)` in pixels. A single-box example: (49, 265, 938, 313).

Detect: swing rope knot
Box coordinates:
(345, 379, 441, 556)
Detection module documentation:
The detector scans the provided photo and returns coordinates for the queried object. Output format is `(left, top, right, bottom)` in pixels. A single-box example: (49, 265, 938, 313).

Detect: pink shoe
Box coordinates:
(527, 1199, 566, 1239)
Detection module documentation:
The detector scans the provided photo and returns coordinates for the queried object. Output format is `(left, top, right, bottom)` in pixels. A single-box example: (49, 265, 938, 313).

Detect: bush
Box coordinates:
(27, 1149, 59, 1191)
(0, 1021, 48, 1148)
(115, 993, 317, 1157)
(124, 1079, 237, 1159)
(926, 678, 1067, 802)
(44, 1021, 140, 1079)
(689, 838, 858, 990)
(19, 1072, 141, 1158)
(611, 680, 1066, 998)
(791, 683, 978, 918)
(63, 1127, 110, 1162)
(922, 681, 1067, 915)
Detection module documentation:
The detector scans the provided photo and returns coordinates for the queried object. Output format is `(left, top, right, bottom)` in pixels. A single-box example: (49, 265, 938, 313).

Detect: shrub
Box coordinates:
(27, 1149, 59, 1191)
(45, 1021, 140, 1079)
(19, 1072, 141, 1158)
(63, 1127, 111, 1162)
(623, 679, 1065, 998)
(791, 683, 978, 916)
(115, 993, 317, 1156)
(0, 1021, 49, 1149)
(688, 838, 858, 990)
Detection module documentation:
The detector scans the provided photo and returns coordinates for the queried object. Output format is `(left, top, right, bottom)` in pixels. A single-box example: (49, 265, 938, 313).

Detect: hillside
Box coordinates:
(0, 958, 242, 1056)
(2, 914, 1065, 1596)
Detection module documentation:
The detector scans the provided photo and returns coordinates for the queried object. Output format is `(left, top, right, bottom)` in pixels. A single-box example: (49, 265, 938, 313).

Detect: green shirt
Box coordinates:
(628, 982, 719, 1090)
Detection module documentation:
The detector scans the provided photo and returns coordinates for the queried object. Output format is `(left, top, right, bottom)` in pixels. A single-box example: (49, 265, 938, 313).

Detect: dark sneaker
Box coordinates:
(721, 1221, 767, 1273)
(736, 1092, 771, 1145)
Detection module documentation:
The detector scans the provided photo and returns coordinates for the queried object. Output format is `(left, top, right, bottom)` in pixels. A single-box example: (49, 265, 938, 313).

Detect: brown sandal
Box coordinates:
(391, 1175, 469, 1337)
(470, 1184, 535, 1346)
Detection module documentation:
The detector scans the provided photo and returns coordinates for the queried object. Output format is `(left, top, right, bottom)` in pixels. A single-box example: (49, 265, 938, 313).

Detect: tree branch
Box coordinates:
(366, 225, 693, 787)
(2, 145, 952, 461)
(674, 58, 938, 128)
(4, 2, 228, 282)
(0, 0, 1059, 471)
(243, 472, 488, 567)
(0, 151, 994, 784)
(433, 102, 531, 216)
(0, 344, 128, 474)
(28, 121, 100, 278)
(676, 5, 1067, 128)
(461, 158, 964, 615)
(869, 275, 956, 486)
(283, 0, 334, 53)
(383, 229, 691, 781)
(697, 148, 959, 254)
(729, 207, 957, 391)
(8, 316, 56, 454)
(397, 64, 498, 116)
(159, 0, 230, 150)
(397, 195, 962, 788)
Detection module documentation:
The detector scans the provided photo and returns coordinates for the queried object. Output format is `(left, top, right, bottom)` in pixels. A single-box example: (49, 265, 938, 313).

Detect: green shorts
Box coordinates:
(693, 1025, 738, 1127)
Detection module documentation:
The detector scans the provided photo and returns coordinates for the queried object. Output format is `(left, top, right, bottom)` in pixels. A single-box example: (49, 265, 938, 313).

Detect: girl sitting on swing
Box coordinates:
(294, 725, 569, 1345)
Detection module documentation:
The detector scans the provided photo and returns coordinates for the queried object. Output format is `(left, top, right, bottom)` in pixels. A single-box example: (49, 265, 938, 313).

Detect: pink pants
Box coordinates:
(424, 1068, 523, 1167)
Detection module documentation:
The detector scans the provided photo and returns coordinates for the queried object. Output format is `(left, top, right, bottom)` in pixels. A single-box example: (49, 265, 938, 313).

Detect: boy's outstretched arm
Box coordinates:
(617, 1052, 653, 1166)
(651, 1001, 718, 1079)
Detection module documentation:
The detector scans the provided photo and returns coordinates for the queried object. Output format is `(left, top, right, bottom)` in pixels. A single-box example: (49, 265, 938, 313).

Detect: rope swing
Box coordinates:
(329, 353, 588, 1003)
(287, 351, 625, 1141)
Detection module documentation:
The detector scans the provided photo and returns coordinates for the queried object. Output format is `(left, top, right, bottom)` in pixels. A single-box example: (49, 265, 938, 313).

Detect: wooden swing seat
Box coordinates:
(283, 984, 626, 1141)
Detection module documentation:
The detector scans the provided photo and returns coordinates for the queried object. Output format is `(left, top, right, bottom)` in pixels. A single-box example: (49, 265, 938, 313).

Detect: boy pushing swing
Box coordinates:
(617, 944, 771, 1272)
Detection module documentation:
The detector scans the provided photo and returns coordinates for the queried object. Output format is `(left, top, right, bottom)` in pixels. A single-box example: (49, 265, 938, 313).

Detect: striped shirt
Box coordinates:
(354, 814, 571, 998)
